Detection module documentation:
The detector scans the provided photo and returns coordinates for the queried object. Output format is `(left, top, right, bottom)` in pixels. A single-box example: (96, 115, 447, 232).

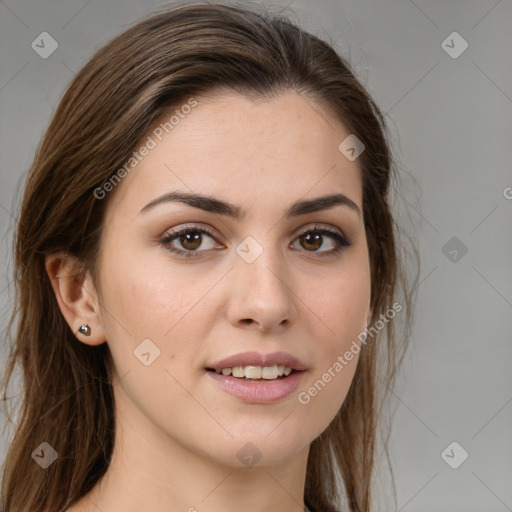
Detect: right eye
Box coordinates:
(160, 225, 223, 258)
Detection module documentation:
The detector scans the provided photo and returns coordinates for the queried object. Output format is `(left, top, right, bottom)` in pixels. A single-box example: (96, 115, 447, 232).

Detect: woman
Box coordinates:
(0, 2, 417, 511)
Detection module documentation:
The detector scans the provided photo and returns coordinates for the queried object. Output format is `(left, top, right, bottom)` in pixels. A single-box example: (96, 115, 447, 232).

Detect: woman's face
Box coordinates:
(93, 91, 371, 467)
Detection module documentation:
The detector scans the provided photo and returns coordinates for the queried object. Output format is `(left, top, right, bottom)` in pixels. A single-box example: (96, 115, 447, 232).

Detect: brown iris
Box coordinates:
(179, 232, 202, 250)
(299, 232, 322, 251)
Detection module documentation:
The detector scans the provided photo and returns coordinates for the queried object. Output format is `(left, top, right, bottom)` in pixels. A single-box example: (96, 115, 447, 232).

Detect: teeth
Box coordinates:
(261, 365, 279, 379)
(213, 365, 293, 380)
(245, 366, 262, 379)
(232, 366, 244, 378)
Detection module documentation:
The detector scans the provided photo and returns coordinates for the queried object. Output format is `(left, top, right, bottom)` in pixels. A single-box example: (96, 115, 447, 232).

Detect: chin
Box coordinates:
(203, 428, 309, 469)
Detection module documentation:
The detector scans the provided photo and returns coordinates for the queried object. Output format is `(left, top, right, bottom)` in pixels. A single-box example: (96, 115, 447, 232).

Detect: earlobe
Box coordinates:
(45, 252, 106, 346)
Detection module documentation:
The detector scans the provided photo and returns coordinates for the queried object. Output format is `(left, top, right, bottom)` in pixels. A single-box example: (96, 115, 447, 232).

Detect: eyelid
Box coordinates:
(160, 223, 221, 248)
(161, 222, 346, 240)
(160, 222, 351, 258)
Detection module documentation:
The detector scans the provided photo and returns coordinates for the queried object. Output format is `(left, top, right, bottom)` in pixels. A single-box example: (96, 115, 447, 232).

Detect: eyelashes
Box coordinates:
(160, 225, 220, 257)
(160, 223, 352, 259)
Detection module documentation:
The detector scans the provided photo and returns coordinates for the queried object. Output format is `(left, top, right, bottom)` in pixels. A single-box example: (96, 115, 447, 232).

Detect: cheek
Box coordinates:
(295, 266, 368, 421)
(97, 248, 221, 371)
(295, 346, 360, 441)
(296, 303, 363, 434)
(307, 265, 371, 339)
(98, 244, 189, 333)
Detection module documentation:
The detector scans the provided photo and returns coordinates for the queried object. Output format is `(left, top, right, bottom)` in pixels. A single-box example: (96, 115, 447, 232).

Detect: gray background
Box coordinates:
(1, 1, 511, 510)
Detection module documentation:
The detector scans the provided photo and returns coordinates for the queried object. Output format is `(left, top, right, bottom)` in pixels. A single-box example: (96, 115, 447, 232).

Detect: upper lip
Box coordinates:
(207, 351, 307, 371)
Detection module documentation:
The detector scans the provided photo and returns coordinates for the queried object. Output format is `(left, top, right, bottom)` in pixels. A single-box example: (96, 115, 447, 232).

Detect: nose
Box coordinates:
(226, 241, 298, 332)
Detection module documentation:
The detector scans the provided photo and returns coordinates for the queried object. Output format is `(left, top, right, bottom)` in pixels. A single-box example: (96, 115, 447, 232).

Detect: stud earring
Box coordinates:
(77, 323, 91, 336)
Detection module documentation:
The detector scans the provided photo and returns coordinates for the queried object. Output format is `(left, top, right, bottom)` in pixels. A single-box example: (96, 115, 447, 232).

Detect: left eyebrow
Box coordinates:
(138, 191, 361, 219)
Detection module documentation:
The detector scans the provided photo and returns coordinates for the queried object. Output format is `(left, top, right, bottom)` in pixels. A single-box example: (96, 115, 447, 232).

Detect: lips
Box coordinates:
(206, 366, 306, 404)
(206, 350, 308, 372)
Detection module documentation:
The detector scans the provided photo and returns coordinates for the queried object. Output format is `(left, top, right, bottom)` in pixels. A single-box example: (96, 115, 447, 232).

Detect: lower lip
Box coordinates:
(205, 370, 305, 404)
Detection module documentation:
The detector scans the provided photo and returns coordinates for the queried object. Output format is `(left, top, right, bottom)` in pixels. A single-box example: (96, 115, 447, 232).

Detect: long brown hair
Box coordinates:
(1, 2, 418, 511)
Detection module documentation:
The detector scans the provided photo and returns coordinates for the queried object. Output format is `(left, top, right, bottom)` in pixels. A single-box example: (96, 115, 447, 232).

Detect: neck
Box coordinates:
(74, 383, 311, 512)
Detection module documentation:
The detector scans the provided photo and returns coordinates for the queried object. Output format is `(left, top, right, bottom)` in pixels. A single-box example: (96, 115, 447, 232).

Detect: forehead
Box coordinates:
(105, 91, 363, 219)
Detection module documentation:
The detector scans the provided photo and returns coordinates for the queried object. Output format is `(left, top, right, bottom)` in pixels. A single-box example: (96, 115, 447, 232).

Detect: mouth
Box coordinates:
(204, 351, 308, 402)
(204, 365, 306, 404)
(205, 365, 301, 381)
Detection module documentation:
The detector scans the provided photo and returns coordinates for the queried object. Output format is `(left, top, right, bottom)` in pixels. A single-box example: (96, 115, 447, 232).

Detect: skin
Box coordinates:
(46, 91, 372, 512)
